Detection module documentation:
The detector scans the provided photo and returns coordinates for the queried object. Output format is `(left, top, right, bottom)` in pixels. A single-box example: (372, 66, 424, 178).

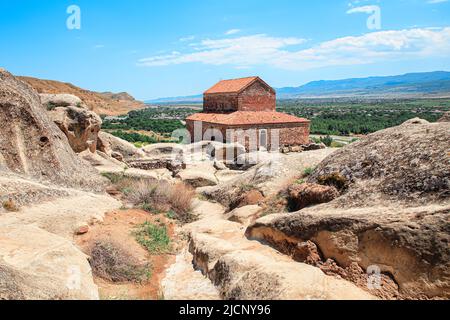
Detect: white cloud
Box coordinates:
(93, 44, 105, 49)
(427, 0, 448, 4)
(138, 28, 450, 70)
(180, 35, 195, 42)
(225, 29, 241, 35)
(347, 5, 379, 14)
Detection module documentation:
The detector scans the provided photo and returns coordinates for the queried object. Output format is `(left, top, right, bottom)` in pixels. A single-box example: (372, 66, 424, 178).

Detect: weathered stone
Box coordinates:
(48, 105, 102, 153)
(97, 131, 145, 161)
(0, 69, 106, 192)
(287, 183, 339, 211)
(40, 93, 85, 109)
(247, 119, 450, 299)
(227, 205, 262, 225)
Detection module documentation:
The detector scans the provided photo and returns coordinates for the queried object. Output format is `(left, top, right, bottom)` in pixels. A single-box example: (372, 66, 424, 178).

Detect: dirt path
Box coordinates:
(76, 209, 176, 300)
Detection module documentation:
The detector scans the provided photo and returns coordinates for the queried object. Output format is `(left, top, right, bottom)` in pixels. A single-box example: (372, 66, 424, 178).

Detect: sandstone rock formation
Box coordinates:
(227, 205, 262, 226)
(0, 224, 98, 300)
(98, 131, 145, 161)
(201, 149, 336, 209)
(0, 69, 106, 192)
(184, 200, 375, 300)
(45, 94, 102, 153)
(287, 183, 339, 211)
(0, 69, 121, 300)
(247, 119, 450, 299)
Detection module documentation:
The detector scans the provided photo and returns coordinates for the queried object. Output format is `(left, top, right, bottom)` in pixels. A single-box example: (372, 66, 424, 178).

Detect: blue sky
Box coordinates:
(1, 0, 449, 100)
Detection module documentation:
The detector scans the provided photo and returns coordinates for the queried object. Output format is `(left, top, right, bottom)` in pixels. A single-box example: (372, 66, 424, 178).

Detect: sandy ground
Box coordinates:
(76, 209, 176, 300)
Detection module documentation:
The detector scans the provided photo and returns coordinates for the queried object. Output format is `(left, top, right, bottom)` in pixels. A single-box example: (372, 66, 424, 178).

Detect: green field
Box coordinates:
(278, 98, 450, 136)
(102, 99, 449, 144)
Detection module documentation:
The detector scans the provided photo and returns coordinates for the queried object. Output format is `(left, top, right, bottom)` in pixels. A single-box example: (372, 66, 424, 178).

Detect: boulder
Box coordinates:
(0, 224, 99, 300)
(40, 93, 86, 109)
(227, 205, 262, 225)
(176, 170, 218, 188)
(287, 183, 339, 211)
(0, 69, 106, 192)
(230, 189, 265, 210)
(234, 151, 273, 170)
(302, 143, 326, 151)
(97, 131, 145, 161)
(48, 105, 102, 153)
(401, 117, 430, 126)
(201, 149, 336, 209)
(142, 143, 184, 158)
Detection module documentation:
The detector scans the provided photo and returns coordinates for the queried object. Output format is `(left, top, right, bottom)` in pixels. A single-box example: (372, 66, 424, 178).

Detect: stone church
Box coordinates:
(186, 76, 310, 150)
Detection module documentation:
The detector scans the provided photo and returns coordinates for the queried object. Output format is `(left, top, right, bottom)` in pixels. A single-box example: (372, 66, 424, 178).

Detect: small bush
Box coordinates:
(2, 199, 19, 212)
(320, 135, 334, 147)
(89, 240, 151, 283)
(330, 141, 346, 148)
(303, 167, 315, 177)
(134, 222, 171, 254)
(46, 102, 58, 111)
(127, 179, 195, 223)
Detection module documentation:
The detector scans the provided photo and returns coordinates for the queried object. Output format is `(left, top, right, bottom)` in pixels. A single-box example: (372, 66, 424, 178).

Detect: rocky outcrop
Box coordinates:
(176, 170, 218, 188)
(45, 95, 102, 153)
(201, 149, 336, 209)
(185, 208, 375, 300)
(0, 69, 106, 192)
(227, 205, 262, 226)
(0, 69, 122, 300)
(247, 119, 450, 299)
(40, 93, 86, 108)
(0, 223, 99, 300)
(308, 119, 449, 205)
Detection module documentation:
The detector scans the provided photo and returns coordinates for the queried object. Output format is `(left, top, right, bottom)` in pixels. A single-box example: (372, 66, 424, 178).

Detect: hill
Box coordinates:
(147, 71, 450, 104)
(19, 76, 145, 116)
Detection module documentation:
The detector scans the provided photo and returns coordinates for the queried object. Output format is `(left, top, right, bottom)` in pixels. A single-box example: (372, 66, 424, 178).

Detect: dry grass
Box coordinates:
(103, 172, 196, 222)
(88, 239, 151, 283)
(124, 179, 195, 223)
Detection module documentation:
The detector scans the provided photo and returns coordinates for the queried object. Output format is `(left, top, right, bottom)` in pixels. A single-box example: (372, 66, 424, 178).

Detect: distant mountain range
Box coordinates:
(146, 71, 450, 104)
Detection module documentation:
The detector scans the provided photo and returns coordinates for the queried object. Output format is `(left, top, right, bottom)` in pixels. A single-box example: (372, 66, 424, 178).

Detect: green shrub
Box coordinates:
(303, 167, 315, 177)
(134, 222, 171, 254)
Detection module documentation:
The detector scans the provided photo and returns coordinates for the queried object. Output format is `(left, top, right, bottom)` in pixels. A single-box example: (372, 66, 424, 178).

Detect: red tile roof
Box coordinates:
(186, 111, 310, 126)
(204, 77, 261, 94)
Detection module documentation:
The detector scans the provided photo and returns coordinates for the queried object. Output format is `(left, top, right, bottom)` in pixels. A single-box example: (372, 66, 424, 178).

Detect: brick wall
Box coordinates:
(237, 81, 276, 112)
(203, 93, 239, 113)
(186, 120, 310, 150)
(203, 79, 276, 113)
